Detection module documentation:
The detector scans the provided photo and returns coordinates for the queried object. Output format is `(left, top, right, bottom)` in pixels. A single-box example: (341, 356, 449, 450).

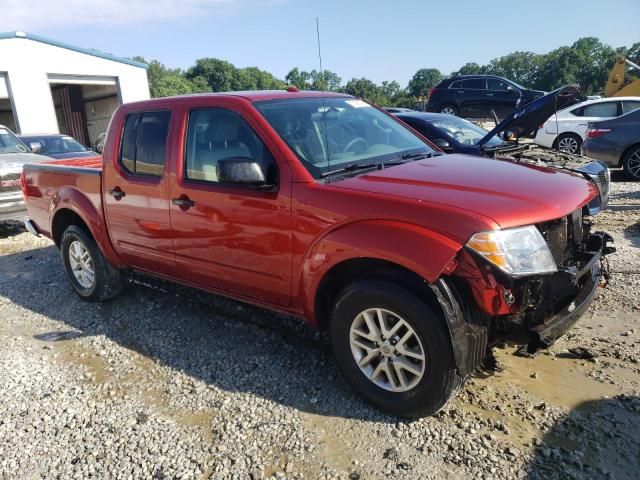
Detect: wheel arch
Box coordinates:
(50, 188, 125, 268)
(298, 219, 462, 329)
(621, 141, 640, 167)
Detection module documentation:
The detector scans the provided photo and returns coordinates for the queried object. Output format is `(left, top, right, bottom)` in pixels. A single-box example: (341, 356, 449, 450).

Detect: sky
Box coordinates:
(2, 0, 639, 87)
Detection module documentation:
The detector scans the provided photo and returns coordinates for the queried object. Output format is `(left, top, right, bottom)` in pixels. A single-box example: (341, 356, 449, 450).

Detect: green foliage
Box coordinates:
(135, 36, 638, 104)
(408, 68, 443, 98)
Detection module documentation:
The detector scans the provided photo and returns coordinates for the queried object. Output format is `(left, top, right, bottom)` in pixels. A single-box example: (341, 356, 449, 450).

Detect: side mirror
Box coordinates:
(433, 138, 452, 151)
(506, 85, 515, 92)
(503, 130, 517, 141)
(29, 141, 43, 153)
(217, 157, 275, 189)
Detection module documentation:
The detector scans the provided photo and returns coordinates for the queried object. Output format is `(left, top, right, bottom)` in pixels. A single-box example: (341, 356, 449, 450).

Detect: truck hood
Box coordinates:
(0, 152, 50, 176)
(477, 84, 581, 147)
(330, 154, 598, 229)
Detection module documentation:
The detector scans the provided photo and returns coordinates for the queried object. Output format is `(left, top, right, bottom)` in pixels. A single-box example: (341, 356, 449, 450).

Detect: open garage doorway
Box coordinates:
(48, 75, 120, 148)
(0, 73, 17, 132)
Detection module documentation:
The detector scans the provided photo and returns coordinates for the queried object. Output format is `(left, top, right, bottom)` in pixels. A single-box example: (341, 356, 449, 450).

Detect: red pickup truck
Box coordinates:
(22, 90, 614, 417)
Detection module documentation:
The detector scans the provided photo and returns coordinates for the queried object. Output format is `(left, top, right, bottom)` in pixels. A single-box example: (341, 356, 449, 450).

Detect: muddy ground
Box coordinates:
(0, 174, 638, 480)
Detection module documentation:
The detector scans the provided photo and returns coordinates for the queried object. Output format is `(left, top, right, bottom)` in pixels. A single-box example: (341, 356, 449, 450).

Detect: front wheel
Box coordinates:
(623, 146, 640, 181)
(61, 225, 124, 302)
(330, 280, 463, 417)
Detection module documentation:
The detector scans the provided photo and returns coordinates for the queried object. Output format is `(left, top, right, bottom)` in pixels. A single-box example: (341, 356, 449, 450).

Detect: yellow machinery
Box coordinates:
(605, 57, 640, 97)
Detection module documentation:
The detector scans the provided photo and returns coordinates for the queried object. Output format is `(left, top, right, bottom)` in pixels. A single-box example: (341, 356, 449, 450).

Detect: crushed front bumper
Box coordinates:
(527, 231, 615, 351)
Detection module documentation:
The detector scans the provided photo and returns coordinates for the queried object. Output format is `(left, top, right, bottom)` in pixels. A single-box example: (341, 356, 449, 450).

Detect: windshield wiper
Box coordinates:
(397, 151, 445, 161)
(320, 160, 405, 178)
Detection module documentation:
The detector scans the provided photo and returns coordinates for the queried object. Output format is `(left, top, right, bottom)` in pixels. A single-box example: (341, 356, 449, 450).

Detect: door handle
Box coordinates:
(172, 197, 195, 209)
(457, 90, 464, 94)
(486, 93, 494, 96)
(108, 188, 125, 200)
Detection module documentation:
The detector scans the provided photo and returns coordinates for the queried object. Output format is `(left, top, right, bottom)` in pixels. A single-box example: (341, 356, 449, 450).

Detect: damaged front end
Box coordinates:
(443, 206, 614, 372)
(486, 143, 611, 215)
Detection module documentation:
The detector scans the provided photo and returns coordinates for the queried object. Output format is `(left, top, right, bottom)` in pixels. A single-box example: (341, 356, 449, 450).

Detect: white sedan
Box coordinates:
(534, 96, 640, 154)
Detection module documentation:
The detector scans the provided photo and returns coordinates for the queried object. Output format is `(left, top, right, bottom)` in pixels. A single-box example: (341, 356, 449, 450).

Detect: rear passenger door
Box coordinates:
(454, 78, 487, 118)
(103, 109, 176, 275)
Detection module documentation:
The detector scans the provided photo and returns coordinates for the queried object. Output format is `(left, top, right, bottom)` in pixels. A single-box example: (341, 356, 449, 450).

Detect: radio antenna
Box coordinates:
(316, 18, 323, 78)
(316, 17, 330, 168)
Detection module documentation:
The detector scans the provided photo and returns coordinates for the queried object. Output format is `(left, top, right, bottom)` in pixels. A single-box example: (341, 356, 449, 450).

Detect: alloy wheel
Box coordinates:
(68, 240, 95, 289)
(349, 308, 426, 392)
(558, 136, 579, 154)
(440, 107, 456, 115)
(628, 149, 640, 179)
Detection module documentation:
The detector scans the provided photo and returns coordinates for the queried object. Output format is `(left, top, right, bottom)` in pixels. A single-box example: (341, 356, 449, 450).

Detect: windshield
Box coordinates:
(430, 116, 504, 147)
(255, 97, 433, 178)
(0, 128, 28, 154)
(22, 135, 88, 155)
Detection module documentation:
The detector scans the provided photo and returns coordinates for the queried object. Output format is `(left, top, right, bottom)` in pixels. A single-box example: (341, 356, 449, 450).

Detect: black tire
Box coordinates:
(622, 145, 640, 181)
(60, 225, 124, 302)
(439, 104, 458, 116)
(554, 133, 582, 154)
(330, 279, 463, 417)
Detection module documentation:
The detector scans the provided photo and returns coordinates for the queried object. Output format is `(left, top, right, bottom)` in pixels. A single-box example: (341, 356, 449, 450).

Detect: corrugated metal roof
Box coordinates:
(0, 31, 148, 69)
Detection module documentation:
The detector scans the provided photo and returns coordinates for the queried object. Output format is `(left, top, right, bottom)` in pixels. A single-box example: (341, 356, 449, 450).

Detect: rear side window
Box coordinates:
(119, 111, 171, 177)
(583, 102, 619, 118)
(461, 78, 486, 90)
(449, 80, 462, 89)
(622, 101, 640, 114)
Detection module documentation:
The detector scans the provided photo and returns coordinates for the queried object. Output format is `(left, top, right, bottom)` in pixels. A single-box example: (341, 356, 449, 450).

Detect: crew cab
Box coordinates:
(22, 90, 614, 417)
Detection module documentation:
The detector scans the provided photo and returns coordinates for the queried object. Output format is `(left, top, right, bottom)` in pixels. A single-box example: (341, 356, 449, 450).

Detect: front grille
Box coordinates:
(0, 173, 21, 194)
(540, 217, 569, 266)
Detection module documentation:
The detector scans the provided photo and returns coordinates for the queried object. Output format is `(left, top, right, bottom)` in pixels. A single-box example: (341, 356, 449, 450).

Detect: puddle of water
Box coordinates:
(489, 348, 623, 410)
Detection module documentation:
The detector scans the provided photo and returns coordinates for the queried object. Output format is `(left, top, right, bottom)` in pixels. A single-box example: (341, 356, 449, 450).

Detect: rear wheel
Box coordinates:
(330, 280, 463, 417)
(623, 146, 640, 181)
(61, 225, 124, 302)
(439, 104, 458, 116)
(555, 133, 582, 154)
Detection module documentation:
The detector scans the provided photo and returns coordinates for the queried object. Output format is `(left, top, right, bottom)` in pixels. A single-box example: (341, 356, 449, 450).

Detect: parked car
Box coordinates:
(534, 96, 640, 154)
(383, 107, 414, 113)
(22, 90, 614, 417)
(396, 85, 611, 212)
(583, 107, 640, 180)
(19, 133, 99, 160)
(426, 75, 545, 119)
(93, 132, 107, 154)
(0, 125, 50, 221)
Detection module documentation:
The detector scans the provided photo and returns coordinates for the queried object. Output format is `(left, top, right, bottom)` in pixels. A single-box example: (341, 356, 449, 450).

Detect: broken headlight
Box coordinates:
(466, 225, 557, 276)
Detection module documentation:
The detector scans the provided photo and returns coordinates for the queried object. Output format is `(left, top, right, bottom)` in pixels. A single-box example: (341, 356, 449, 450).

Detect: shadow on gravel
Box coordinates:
(624, 221, 640, 249)
(526, 395, 640, 480)
(0, 244, 394, 422)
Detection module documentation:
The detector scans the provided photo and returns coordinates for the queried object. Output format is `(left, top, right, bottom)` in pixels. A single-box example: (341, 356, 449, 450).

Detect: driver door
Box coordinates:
(169, 102, 293, 306)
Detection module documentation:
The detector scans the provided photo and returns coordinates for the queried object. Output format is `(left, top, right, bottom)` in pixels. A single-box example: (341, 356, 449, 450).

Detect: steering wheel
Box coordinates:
(343, 137, 368, 154)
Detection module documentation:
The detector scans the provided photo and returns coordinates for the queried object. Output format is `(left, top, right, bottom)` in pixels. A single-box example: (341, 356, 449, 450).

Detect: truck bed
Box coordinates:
(23, 156, 104, 238)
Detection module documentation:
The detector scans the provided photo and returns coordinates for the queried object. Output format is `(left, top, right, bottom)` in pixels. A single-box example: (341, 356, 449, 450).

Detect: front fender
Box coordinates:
(298, 219, 462, 324)
(51, 188, 124, 268)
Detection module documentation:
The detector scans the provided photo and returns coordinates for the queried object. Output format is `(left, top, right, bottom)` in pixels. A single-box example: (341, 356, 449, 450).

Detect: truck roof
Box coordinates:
(123, 89, 351, 109)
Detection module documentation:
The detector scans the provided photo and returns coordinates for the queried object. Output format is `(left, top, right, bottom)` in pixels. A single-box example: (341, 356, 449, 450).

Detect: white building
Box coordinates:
(0, 31, 150, 147)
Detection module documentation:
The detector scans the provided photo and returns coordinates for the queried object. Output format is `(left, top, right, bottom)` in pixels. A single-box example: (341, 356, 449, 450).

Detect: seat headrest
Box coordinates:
(205, 113, 242, 143)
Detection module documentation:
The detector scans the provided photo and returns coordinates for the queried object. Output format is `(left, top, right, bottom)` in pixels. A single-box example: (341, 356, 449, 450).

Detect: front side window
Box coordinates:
(461, 78, 486, 90)
(119, 111, 171, 177)
(430, 115, 502, 147)
(255, 97, 433, 178)
(583, 102, 618, 118)
(487, 78, 511, 91)
(185, 108, 276, 184)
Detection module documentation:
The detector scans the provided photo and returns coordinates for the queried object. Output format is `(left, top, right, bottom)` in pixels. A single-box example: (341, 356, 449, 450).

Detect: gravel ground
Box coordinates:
(0, 175, 638, 480)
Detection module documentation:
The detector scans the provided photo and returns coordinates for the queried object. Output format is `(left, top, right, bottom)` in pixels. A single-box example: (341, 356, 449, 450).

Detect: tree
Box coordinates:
(285, 68, 342, 91)
(186, 58, 237, 92)
(344, 78, 388, 105)
(152, 73, 202, 97)
(452, 62, 486, 76)
(486, 51, 542, 88)
(285, 68, 311, 89)
(408, 68, 443, 98)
